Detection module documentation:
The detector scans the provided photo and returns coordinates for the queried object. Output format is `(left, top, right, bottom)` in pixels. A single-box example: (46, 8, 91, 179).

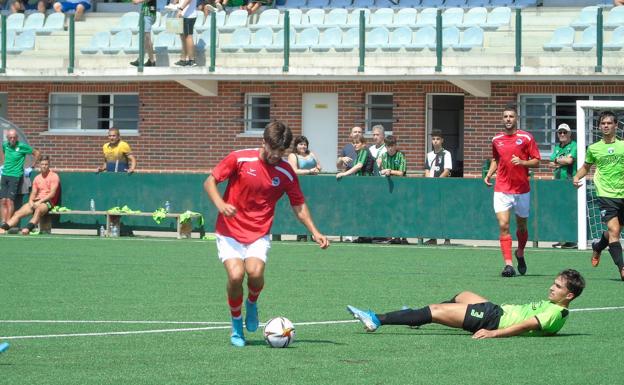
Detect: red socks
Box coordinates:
(228, 296, 243, 319)
(500, 234, 512, 265)
(247, 284, 264, 304)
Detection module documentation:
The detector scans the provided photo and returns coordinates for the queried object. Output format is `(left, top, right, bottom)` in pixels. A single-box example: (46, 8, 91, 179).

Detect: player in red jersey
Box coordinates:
(484, 106, 541, 277)
(204, 121, 330, 347)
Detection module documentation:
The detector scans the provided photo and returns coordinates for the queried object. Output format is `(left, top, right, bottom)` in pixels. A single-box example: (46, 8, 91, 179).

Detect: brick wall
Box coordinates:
(2, 80, 624, 177)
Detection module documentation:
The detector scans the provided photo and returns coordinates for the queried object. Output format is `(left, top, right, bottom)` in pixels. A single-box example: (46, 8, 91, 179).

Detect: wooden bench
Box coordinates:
(44, 210, 204, 239)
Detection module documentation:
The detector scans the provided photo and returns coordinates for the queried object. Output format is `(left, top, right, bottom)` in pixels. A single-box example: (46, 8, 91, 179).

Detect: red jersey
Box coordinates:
(212, 148, 305, 244)
(491, 129, 541, 194)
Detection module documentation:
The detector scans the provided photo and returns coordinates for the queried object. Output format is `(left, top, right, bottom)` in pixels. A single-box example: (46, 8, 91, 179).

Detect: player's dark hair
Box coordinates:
(599, 110, 618, 124)
(503, 104, 517, 116)
(559, 269, 585, 299)
(264, 121, 293, 151)
(385, 135, 397, 147)
(40, 155, 50, 162)
(109, 127, 120, 135)
(293, 135, 310, 155)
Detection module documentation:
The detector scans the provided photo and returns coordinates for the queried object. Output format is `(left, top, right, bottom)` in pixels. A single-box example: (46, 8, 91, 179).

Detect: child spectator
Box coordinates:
(336, 136, 373, 179)
(423, 129, 452, 245)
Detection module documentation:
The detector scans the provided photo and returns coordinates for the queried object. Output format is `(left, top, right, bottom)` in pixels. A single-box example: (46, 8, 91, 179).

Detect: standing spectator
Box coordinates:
(379, 135, 408, 245)
(423, 130, 453, 246)
(0, 156, 60, 236)
(0, 129, 40, 224)
(549, 123, 577, 249)
(171, 0, 198, 67)
(369, 124, 387, 176)
(204, 121, 329, 347)
(130, 0, 157, 67)
(53, 0, 91, 21)
(484, 106, 541, 278)
(336, 136, 373, 179)
(288, 135, 322, 176)
(97, 127, 137, 173)
(337, 126, 363, 172)
(573, 111, 624, 281)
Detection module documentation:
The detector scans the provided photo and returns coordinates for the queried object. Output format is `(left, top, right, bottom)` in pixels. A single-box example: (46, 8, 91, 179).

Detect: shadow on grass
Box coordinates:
(245, 339, 344, 347)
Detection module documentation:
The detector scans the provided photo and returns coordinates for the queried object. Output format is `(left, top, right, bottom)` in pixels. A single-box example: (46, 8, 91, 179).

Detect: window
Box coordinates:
(49, 93, 139, 132)
(365, 93, 394, 133)
(244, 94, 271, 133)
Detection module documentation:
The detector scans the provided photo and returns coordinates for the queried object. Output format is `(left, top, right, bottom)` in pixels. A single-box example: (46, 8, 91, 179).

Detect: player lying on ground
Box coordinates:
(347, 269, 584, 338)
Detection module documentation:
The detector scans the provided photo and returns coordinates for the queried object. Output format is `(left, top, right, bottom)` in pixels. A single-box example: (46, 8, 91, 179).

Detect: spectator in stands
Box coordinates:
(171, 0, 198, 67)
(10, 0, 52, 14)
(0, 129, 40, 225)
(615, 0, 624, 6)
(53, 0, 91, 22)
(130, 0, 157, 67)
(424, 129, 452, 246)
(214, 0, 260, 15)
(0, 156, 60, 236)
(549, 123, 577, 249)
(369, 124, 387, 176)
(336, 136, 373, 179)
(379, 135, 408, 245)
(97, 127, 137, 173)
(288, 135, 322, 176)
(337, 126, 363, 172)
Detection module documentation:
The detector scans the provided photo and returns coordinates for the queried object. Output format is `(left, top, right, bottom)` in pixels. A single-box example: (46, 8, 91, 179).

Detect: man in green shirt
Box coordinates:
(549, 123, 578, 249)
(0, 129, 40, 224)
(574, 111, 624, 281)
(347, 269, 584, 338)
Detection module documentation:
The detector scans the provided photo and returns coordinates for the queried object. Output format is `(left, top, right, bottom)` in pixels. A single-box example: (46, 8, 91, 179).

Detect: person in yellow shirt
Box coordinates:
(97, 128, 137, 173)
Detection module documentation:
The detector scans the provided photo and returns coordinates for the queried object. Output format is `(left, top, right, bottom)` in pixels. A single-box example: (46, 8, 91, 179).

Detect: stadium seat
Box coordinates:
(277, 0, 306, 7)
(353, 0, 375, 7)
(110, 12, 140, 33)
(489, 0, 514, 6)
(543, 26, 575, 51)
(604, 25, 624, 50)
(407, 26, 435, 50)
(302, 9, 326, 29)
(483, 7, 511, 30)
(443, 8, 464, 28)
(7, 13, 25, 32)
(572, 25, 597, 51)
(453, 26, 484, 50)
(152, 12, 165, 34)
(196, 11, 227, 33)
(375, 0, 399, 7)
(461, 7, 487, 29)
(219, 9, 249, 33)
(102, 29, 133, 54)
(195, 29, 219, 53)
(420, 0, 443, 7)
(153, 32, 180, 53)
(19, 13, 44, 33)
(307, 0, 330, 7)
(369, 8, 395, 28)
(221, 27, 251, 52)
(291, 27, 320, 52)
(39, 12, 65, 34)
(123, 34, 139, 54)
(383, 26, 412, 51)
(80, 31, 110, 54)
(285, 9, 304, 29)
(415, 8, 437, 28)
(8, 30, 35, 53)
(324, 8, 348, 28)
(365, 26, 389, 51)
(347, 9, 371, 27)
(266, 28, 296, 52)
(335, 27, 358, 51)
(250, 9, 280, 31)
(439, 26, 460, 49)
(570, 6, 598, 30)
(193, 12, 205, 34)
(514, 0, 537, 7)
(444, 0, 466, 8)
(330, 0, 353, 8)
(394, 8, 417, 27)
(465, 0, 488, 6)
(311, 26, 342, 51)
(243, 27, 273, 52)
(605, 6, 624, 30)
(398, 0, 421, 6)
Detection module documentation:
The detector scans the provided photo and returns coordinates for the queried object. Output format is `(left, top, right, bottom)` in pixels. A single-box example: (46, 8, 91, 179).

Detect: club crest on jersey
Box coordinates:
(515, 139, 523, 145)
(271, 177, 280, 186)
(247, 168, 257, 176)
(608, 147, 614, 154)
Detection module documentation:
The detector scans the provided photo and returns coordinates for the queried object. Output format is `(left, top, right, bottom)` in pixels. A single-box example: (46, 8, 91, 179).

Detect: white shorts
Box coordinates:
(216, 234, 271, 263)
(493, 191, 531, 218)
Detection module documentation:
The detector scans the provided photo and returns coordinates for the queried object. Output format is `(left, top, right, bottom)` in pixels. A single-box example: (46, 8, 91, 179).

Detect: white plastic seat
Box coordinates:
(80, 31, 110, 54)
(266, 28, 296, 52)
(250, 9, 280, 31)
(196, 11, 226, 32)
(483, 7, 511, 31)
(407, 25, 435, 51)
(543, 26, 575, 51)
(415, 8, 437, 28)
(39, 12, 65, 34)
(291, 27, 320, 52)
(353, 0, 374, 7)
(324, 8, 348, 28)
(307, 0, 330, 7)
(382, 26, 412, 51)
(394, 8, 417, 28)
(19, 13, 44, 33)
(570, 6, 599, 30)
(461, 7, 487, 29)
(219, 9, 248, 33)
(453, 26, 484, 51)
(444, 0, 466, 7)
(7, 13, 25, 32)
(605, 6, 624, 30)
(243, 27, 273, 52)
(102, 29, 132, 54)
(572, 25, 597, 51)
(302, 9, 326, 29)
(347, 9, 371, 27)
(8, 30, 35, 53)
(365, 26, 389, 51)
(311, 26, 342, 52)
(330, 0, 353, 7)
(430, 26, 459, 50)
(221, 27, 251, 52)
(110, 12, 140, 33)
(152, 12, 167, 34)
(284, 9, 303, 29)
(195, 29, 218, 52)
(335, 27, 358, 51)
(154, 32, 180, 53)
(604, 25, 624, 50)
(443, 8, 464, 28)
(368, 8, 394, 28)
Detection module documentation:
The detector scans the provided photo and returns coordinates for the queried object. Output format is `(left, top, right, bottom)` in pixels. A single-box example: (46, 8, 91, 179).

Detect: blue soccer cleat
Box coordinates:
(230, 318, 246, 347)
(245, 300, 259, 332)
(347, 305, 381, 332)
(0, 342, 9, 354)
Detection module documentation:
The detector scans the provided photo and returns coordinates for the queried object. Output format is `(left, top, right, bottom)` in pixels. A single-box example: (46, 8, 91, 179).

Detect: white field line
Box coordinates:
(570, 305, 624, 312)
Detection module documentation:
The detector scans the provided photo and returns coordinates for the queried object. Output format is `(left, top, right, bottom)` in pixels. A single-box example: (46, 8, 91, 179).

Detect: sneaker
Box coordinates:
(244, 300, 259, 332)
(561, 242, 577, 249)
(174, 59, 189, 67)
(552, 242, 562, 248)
(346, 305, 380, 332)
(389, 238, 402, 244)
(187, 59, 198, 67)
(130, 59, 140, 67)
(215, 2, 224, 11)
(591, 240, 601, 267)
(424, 239, 437, 245)
(144, 59, 156, 67)
(206, 4, 219, 12)
(0, 341, 9, 353)
(230, 318, 245, 347)
(515, 250, 527, 276)
(501, 264, 516, 277)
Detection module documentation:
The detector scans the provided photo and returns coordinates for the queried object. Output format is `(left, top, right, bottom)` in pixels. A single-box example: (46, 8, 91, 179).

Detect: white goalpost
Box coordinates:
(576, 100, 624, 250)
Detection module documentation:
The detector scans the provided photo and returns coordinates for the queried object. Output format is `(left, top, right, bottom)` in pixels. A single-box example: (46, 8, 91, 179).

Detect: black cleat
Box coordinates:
(501, 264, 516, 277)
(515, 250, 527, 276)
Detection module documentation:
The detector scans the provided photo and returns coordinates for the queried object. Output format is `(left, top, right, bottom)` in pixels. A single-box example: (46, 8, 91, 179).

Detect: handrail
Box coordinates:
(514, 7, 521, 72)
(1, 15, 6, 74)
(596, 7, 603, 73)
(435, 9, 442, 72)
(358, 9, 365, 73)
(138, 13, 145, 73)
(283, 10, 289, 72)
(209, 11, 216, 72)
(68, 15, 75, 74)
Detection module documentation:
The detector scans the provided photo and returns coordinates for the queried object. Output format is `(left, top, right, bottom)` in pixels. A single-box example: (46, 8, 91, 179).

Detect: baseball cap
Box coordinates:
(557, 123, 571, 132)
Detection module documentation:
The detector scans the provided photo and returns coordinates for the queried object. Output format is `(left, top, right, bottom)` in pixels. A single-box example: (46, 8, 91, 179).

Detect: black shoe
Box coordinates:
(552, 242, 562, 248)
(187, 59, 198, 67)
(144, 59, 156, 67)
(175, 59, 189, 66)
(501, 264, 516, 277)
(515, 250, 527, 276)
(561, 242, 577, 249)
(400, 238, 409, 245)
(130, 59, 140, 67)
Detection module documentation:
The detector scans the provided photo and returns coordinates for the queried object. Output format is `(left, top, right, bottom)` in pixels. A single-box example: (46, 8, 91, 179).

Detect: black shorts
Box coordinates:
(0, 175, 23, 200)
(182, 17, 196, 36)
(462, 302, 503, 333)
(598, 197, 624, 226)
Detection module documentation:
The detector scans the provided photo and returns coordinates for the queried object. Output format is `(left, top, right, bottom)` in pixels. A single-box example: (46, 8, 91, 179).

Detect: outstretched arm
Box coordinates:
(472, 317, 540, 339)
(291, 203, 329, 249)
(573, 163, 592, 188)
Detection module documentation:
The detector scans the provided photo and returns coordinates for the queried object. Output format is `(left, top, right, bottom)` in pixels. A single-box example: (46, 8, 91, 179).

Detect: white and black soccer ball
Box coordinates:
(263, 317, 296, 348)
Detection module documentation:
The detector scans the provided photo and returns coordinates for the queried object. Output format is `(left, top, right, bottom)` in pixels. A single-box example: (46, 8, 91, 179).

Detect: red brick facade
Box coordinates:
(3, 80, 624, 177)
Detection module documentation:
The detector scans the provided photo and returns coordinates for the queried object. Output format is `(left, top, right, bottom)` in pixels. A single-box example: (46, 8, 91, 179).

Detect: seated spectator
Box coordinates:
(97, 127, 137, 173)
(336, 136, 373, 179)
(288, 135, 322, 176)
(130, 0, 156, 67)
(0, 156, 60, 236)
(214, 0, 260, 15)
(10, 0, 52, 13)
(53, 0, 91, 21)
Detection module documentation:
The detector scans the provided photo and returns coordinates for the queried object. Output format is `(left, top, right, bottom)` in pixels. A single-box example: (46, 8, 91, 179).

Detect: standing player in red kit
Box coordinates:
(204, 121, 330, 347)
(484, 106, 541, 277)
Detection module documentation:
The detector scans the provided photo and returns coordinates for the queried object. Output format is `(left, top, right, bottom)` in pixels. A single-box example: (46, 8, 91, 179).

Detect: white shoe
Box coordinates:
(215, 2, 224, 11)
(206, 4, 218, 12)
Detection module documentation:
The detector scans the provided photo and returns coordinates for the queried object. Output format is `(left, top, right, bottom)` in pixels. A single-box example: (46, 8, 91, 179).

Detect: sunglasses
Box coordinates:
(557, 131, 569, 134)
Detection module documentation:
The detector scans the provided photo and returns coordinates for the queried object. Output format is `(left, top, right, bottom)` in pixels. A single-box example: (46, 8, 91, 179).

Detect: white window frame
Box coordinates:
(47, 92, 139, 135)
(244, 93, 271, 134)
(364, 93, 394, 134)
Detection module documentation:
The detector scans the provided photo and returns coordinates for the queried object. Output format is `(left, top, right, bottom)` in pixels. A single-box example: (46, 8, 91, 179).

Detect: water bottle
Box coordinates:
(111, 225, 119, 237)
(90, 198, 95, 212)
(165, 200, 171, 213)
(100, 225, 106, 238)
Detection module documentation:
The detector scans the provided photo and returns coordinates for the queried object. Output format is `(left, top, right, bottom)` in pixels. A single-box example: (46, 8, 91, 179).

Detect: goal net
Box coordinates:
(576, 100, 624, 250)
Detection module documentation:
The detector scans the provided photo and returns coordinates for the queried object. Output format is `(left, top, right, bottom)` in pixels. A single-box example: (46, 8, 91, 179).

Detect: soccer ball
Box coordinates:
(263, 317, 296, 348)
